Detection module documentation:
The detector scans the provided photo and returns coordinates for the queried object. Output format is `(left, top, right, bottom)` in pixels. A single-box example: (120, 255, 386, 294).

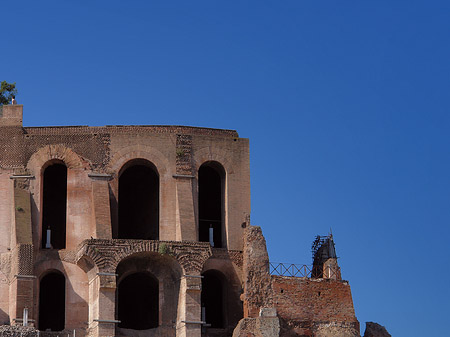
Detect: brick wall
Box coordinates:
(272, 276, 359, 336)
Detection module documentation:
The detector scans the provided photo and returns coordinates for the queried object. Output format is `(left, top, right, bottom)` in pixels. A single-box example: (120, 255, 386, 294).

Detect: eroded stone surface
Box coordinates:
(363, 322, 391, 337)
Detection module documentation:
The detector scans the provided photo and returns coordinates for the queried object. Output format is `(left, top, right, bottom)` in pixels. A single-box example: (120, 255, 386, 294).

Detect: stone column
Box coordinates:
(88, 272, 117, 337)
(176, 274, 203, 337)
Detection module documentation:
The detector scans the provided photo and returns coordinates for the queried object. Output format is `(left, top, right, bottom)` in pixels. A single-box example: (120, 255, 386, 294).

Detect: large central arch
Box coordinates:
(118, 159, 159, 240)
(115, 252, 182, 336)
(118, 272, 158, 330)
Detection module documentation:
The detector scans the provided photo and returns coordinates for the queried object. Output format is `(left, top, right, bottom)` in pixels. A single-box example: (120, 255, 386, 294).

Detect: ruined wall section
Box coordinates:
(272, 276, 359, 336)
(242, 226, 273, 318)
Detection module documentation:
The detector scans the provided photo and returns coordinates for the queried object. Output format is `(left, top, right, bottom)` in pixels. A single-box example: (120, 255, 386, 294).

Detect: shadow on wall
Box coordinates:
(0, 308, 9, 325)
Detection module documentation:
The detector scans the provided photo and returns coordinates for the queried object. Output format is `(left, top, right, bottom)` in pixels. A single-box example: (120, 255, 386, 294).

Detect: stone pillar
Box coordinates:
(88, 273, 117, 337)
(175, 177, 197, 242)
(9, 276, 35, 326)
(89, 174, 113, 239)
(174, 134, 196, 242)
(176, 274, 202, 337)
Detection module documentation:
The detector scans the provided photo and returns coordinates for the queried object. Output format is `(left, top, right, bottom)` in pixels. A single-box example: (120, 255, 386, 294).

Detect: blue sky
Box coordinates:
(2, 1, 450, 336)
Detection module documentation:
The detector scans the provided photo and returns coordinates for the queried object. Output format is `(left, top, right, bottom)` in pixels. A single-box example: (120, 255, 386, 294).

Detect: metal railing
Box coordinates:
(269, 262, 340, 279)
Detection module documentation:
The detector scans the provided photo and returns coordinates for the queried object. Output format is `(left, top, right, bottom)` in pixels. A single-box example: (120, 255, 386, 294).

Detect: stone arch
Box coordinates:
(41, 161, 67, 249)
(108, 145, 170, 177)
(76, 240, 212, 275)
(117, 158, 160, 240)
(202, 256, 244, 333)
(192, 147, 234, 176)
(115, 252, 183, 334)
(27, 144, 88, 173)
(35, 260, 89, 332)
(198, 161, 226, 248)
(108, 146, 171, 239)
(201, 269, 226, 329)
(38, 269, 66, 331)
(194, 148, 234, 249)
(27, 145, 89, 250)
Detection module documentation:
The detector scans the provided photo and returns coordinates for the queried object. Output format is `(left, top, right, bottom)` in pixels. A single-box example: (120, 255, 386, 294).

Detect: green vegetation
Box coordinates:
(0, 81, 18, 105)
(158, 243, 171, 255)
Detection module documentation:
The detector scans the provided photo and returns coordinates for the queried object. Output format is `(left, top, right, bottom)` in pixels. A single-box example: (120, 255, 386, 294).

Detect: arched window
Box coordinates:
(118, 160, 159, 240)
(118, 272, 159, 330)
(39, 271, 65, 331)
(201, 270, 225, 329)
(198, 162, 225, 248)
(41, 162, 67, 249)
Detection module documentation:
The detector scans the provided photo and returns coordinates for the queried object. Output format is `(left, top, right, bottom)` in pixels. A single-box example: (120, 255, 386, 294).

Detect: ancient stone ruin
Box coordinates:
(0, 105, 387, 336)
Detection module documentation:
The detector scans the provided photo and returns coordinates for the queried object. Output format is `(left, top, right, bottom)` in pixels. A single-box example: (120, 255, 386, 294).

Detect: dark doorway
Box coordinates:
(198, 162, 224, 248)
(39, 271, 65, 331)
(118, 272, 159, 330)
(42, 163, 67, 249)
(118, 162, 159, 240)
(201, 270, 224, 329)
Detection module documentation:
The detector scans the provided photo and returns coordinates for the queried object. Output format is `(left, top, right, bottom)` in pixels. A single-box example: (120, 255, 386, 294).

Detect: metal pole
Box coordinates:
(23, 307, 28, 326)
(209, 225, 214, 247)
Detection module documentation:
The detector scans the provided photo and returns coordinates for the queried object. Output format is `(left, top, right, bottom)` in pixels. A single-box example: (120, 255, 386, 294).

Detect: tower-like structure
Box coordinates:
(0, 105, 360, 337)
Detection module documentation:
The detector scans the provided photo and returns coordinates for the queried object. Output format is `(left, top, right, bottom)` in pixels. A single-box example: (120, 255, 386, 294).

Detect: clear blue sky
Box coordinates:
(3, 1, 450, 336)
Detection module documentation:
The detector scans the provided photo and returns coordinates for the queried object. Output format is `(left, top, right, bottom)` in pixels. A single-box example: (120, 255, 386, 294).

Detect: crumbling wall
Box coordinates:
(363, 322, 391, 337)
(233, 226, 279, 337)
(272, 276, 359, 337)
(242, 226, 273, 318)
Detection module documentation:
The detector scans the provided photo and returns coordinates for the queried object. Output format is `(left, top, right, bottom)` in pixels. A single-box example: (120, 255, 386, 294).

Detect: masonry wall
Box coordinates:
(272, 276, 359, 336)
(0, 107, 250, 336)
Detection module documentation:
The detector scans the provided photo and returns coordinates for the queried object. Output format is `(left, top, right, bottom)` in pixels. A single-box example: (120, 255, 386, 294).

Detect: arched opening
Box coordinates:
(201, 270, 225, 329)
(118, 272, 159, 330)
(198, 162, 225, 248)
(39, 271, 65, 331)
(118, 160, 159, 240)
(41, 162, 67, 249)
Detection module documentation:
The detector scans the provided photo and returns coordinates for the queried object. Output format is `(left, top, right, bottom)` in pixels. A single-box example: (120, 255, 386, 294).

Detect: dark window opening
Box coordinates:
(118, 272, 158, 330)
(42, 163, 67, 249)
(39, 272, 65, 331)
(201, 271, 224, 329)
(199, 163, 224, 248)
(118, 163, 159, 240)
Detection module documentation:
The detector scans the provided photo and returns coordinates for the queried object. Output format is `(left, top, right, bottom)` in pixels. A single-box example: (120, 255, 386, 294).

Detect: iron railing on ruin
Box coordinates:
(269, 262, 340, 279)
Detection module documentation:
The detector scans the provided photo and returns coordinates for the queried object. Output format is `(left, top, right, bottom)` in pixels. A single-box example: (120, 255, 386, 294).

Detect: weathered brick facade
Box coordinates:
(0, 105, 362, 337)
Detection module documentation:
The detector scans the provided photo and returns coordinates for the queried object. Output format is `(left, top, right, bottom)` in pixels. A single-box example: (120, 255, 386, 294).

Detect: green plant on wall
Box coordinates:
(176, 148, 185, 157)
(158, 243, 171, 255)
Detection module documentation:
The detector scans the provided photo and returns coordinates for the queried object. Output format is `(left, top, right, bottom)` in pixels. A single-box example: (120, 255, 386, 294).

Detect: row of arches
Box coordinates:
(41, 160, 225, 249)
(38, 268, 231, 333)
